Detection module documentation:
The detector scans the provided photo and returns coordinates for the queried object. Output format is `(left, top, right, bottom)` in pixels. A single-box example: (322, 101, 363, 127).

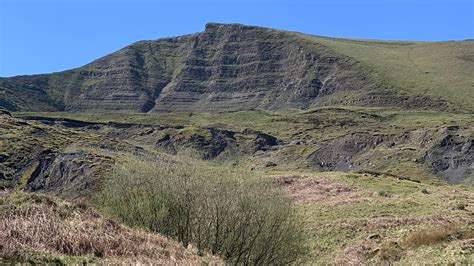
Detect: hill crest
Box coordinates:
(0, 23, 472, 112)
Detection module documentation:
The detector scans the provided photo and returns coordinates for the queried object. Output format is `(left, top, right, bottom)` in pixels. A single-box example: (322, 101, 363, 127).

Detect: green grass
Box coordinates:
(17, 107, 473, 139)
(3, 106, 474, 264)
(13, 106, 474, 183)
(296, 34, 474, 112)
(274, 171, 474, 264)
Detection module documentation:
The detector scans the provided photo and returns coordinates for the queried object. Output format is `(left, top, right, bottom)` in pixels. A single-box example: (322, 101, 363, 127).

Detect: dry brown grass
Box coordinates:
(405, 227, 452, 246)
(273, 175, 370, 206)
(404, 225, 474, 247)
(0, 192, 221, 264)
(337, 214, 471, 231)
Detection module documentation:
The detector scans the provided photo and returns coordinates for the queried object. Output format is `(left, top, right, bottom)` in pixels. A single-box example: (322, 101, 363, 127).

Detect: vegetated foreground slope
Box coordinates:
(1, 108, 473, 264)
(1, 23, 472, 112)
(274, 173, 473, 264)
(0, 191, 221, 264)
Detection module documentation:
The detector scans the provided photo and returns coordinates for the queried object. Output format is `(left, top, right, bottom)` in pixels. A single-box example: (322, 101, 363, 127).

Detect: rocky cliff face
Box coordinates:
(0, 34, 193, 112)
(151, 23, 372, 112)
(0, 23, 377, 112)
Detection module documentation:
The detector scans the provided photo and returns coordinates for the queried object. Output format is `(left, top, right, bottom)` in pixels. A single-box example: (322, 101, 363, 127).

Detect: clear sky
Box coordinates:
(1, 0, 473, 77)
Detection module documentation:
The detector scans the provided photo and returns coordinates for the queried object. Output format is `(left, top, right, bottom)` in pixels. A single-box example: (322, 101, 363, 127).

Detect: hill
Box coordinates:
(0, 23, 473, 264)
(1, 23, 472, 112)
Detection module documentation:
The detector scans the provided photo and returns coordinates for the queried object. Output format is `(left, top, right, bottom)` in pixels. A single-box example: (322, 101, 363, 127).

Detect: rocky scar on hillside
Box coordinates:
(0, 112, 124, 194)
(0, 23, 450, 113)
(25, 150, 114, 198)
(307, 126, 473, 183)
(20, 115, 281, 160)
(10, 112, 474, 184)
(155, 128, 279, 159)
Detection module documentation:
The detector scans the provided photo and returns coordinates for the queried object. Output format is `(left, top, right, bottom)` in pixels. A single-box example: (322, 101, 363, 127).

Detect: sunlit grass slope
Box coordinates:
(297, 33, 474, 112)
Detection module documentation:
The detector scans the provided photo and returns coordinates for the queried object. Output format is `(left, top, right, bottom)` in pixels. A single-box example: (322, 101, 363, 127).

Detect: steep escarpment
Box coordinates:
(62, 35, 194, 112)
(0, 35, 193, 112)
(2, 23, 473, 113)
(151, 23, 374, 112)
(1, 23, 408, 113)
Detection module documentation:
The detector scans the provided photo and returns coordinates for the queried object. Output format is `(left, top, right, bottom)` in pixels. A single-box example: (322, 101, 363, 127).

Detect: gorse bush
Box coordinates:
(95, 155, 306, 264)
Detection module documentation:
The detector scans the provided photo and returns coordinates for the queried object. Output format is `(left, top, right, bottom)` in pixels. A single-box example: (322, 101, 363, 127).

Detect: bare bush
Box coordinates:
(96, 155, 307, 264)
(0, 192, 220, 264)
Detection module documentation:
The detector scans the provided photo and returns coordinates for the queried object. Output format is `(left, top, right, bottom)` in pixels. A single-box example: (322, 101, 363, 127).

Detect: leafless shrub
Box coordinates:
(0, 192, 220, 264)
(96, 155, 307, 264)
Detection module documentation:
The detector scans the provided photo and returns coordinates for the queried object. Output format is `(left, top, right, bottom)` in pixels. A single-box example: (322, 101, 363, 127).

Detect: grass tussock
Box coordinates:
(95, 154, 307, 264)
(0, 191, 220, 264)
(404, 225, 474, 247)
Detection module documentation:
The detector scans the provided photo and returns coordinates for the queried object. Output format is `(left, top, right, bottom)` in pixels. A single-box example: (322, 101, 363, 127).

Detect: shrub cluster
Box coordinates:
(0, 192, 218, 264)
(96, 156, 306, 264)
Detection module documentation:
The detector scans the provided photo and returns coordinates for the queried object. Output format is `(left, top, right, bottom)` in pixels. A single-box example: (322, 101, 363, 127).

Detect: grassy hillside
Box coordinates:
(4, 154, 471, 264)
(273, 171, 473, 264)
(298, 34, 474, 112)
(1, 108, 473, 264)
(16, 106, 473, 184)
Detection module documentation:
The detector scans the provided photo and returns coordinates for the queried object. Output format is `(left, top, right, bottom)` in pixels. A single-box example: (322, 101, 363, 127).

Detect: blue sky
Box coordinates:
(1, 0, 473, 77)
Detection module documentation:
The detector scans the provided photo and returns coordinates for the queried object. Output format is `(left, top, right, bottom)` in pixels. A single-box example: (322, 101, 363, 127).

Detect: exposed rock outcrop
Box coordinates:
(156, 127, 280, 159)
(0, 34, 194, 112)
(422, 127, 473, 183)
(151, 23, 373, 112)
(307, 127, 473, 183)
(25, 150, 114, 198)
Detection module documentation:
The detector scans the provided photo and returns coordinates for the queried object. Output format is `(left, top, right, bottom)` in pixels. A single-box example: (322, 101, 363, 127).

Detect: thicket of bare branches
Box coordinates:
(96, 156, 307, 264)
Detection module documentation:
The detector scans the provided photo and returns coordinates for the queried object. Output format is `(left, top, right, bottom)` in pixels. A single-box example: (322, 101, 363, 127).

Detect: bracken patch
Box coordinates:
(0, 192, 221, 264)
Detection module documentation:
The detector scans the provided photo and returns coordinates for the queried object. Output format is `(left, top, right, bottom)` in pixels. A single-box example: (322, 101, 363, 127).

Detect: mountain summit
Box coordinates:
(1, 23, 473, 112)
